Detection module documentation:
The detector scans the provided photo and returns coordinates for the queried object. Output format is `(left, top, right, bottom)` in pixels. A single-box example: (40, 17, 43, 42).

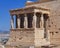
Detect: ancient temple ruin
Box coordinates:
(5, 0, 60, 48)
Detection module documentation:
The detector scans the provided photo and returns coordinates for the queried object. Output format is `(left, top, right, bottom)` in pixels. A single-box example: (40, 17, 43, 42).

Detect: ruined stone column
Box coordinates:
(17, 15, 20, 28)
(11, 16, 14, 29)
(41, 13, 44, 29)
(33, 12, 36, 28)
(24, 14, 28, 28)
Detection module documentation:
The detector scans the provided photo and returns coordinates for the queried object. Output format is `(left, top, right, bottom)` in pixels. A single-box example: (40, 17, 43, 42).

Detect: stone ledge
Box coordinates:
(10, 28, 34, 31)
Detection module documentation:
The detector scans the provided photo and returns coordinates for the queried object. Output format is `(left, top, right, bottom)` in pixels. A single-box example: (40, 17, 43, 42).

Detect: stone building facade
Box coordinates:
(5, 0, 60, 48)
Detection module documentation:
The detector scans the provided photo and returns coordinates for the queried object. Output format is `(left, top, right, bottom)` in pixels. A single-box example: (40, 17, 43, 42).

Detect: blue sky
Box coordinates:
(0, 0, 37, 31)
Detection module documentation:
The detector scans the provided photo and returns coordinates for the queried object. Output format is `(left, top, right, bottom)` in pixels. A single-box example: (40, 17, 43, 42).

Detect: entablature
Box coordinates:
(10, 6, 50, 16)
